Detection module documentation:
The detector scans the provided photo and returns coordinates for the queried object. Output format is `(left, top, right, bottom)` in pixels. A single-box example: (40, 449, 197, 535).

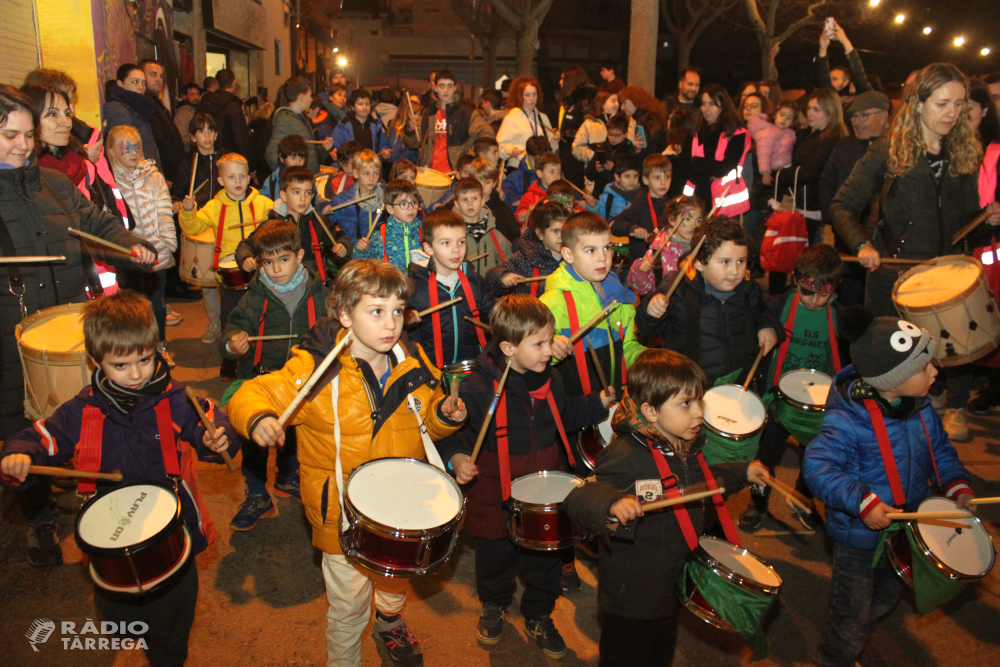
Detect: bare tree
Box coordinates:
(744, 0, 831, 80)
(485, 0, 556, 76)
(452, 0, 506, 88)
(659, 0, 741, 76)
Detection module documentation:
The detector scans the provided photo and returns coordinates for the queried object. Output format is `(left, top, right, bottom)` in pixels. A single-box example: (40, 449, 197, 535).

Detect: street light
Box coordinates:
(869, 0, 879, 6)
(955, 36, 966, 47)
(333, 47, 339, 53)
(337, 57, 348, 67)
(923, 26, 932, 35)
(894, 14, 905, 24)
(983, 48, 992, 56)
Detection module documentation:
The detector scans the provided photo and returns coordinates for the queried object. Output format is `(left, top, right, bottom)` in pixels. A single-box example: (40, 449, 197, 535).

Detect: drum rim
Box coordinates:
(692, 536, 783, 595)
(443, 359, 477, 373)
(344, 457, 466, 538)
(16, 303, 91, 364)
(507, 470, 583, 511)
(892, 254, 985, 312)
(906, 496, 996, 580)
(777, 368, 833, 412)
(702, 384, 768, 440)
(508, 531, 582, 551)
(88, 526, 192, 594)
(74, 478, 183, 558)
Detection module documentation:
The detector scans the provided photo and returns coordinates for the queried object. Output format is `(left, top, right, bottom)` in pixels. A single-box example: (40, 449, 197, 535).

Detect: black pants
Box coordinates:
(219, 286, 244, 329)
(94, 562, 199, 667)
(755, 421, 814, 501)
(599, 609, 679, 667)
(475, 537, 562, 620)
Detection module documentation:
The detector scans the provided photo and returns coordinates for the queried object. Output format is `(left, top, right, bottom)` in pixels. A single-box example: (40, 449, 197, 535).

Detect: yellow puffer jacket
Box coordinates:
(228, 325, 462, 554)
(178, 187, 274, 269)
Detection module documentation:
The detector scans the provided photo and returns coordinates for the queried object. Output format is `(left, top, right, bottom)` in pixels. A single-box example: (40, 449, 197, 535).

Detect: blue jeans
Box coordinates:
(241, 426, 298, 496)
(816, 542, 904, 667)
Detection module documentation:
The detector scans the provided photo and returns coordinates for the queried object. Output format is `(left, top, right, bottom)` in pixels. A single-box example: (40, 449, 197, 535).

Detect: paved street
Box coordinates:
(2, 295, 1000, 667)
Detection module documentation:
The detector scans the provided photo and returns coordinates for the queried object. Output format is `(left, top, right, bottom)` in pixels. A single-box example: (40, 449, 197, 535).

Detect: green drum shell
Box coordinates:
(701, 385, 768, 464)
(442, 359, 476, 388)
(775, 369, 831, 446)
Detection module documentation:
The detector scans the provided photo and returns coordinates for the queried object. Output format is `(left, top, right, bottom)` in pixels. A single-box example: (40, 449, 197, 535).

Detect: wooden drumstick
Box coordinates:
(184, 387, 236, 472)
(327, 193, 376, 213)
(742, 347, 766, 392)
(607, 488, 725, 530)
(0, 256, 66, 263)
(404, 88, 422, 143)
(840, 255, 925, 266)
(278, 331, 352, 428)
(465, 316, 491, 333)
(568, 301, 619, 346)
(663, 236, 706, 301)
(226, 218, 270, 231)
(188, 153, 198, 197)
(952, 208, 994, 246)
(68, 228, 157, 265)
(566, 180, 591, 200)
(707, 183, 732, 218)
(306, 140, 328, 144)
(966, 497, 1000, 505)
(647, 217, 685, 267)
(313, 215, 340, 247)
(586, 338, 611, 397)
(470, 358, 512, 464)
(28, 466, 123, 482)
(515, 274, 548, 284)
(761, 474, 811, 514)
(889, 511, 973, 521)
(192, 179, 209, 195)
(417, 297, 463, 318)
(467, 251, 488, 263)
(246, 334, 298, 342)
(449, 375, 460, 412)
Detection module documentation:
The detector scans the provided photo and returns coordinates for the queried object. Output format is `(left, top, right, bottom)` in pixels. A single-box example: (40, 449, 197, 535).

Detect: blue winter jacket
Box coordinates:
(386, 125, 419, 165)
(803, 366, 972, 550)
(502, 161, 536, 209)
(332, 115, 389, 153)
(588, 183, 642, 221)
(322, 182, 385, 244)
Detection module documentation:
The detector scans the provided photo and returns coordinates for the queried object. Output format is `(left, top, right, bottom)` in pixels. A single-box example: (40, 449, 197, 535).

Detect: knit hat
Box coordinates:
(850, 317, 936, 391)
(847, 91, 891, 115)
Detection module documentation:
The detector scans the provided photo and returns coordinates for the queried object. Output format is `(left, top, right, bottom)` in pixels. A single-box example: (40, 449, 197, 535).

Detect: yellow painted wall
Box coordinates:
(33, 0, 102, 127)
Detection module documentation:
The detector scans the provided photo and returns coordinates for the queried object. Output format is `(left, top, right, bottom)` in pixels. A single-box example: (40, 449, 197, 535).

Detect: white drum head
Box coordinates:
(895, 259, 980, 308)
(510, 471, 583, 504)
(700, 536, 781, 587)
(916, 497, 994, 577)
(597, 407, 615, 444)
(779, 369, 832, 407)
(348, 459, 462, 530)
(703, 385, 766, 436)
(77, 485, 178, 549)
(20, 312, 85, 352)
(218, 255, 238, 269)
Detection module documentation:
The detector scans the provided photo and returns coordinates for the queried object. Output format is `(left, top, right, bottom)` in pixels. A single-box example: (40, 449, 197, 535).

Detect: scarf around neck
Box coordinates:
(92, 353, 171, 415)
(260, 264, 308, 293)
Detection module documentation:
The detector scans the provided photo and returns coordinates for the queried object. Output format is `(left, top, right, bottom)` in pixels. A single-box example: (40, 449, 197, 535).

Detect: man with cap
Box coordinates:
(803, 315, 975, 667)
(818, 90, 891, 307)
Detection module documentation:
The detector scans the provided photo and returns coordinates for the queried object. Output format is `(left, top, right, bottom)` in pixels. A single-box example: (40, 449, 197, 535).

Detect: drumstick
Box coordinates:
(952, 208, 993, 246)
(664, 236, 706, 301)
(184, 387, 236, 472)
(465, 316, 491, 333)
(417, 297, 463, 318)
(247, 334, 298, 342)
(28, 465, 123, 482)
(188, 153, 198, 197)
(566, 180, 591, 200)
(326, 193, 377, 213)
(68, 228, 156, 265)
(192, 179, 209, 195)
(707, 183, 732, 218)
(586, 338, 610, 396)
(404, 88, 422, 143)
(568, 301, 619, 345)
(467, 251, 489, 263)
(0, 256, 66, 263)
(967, 497, 1000, 505)
(840, 255, 925, 266)
(515, 275, 548, 284)
(449, 375, 460, 412)
(647, 217, 685, 267)
(607, 488, 725, 529)
(470, 358, 512, 464)
(889, 511, 973, 520)
(278, 331, 352, 428)
(305, 140, 328, 144)
(364, 217, 384, 243)
(313, 215, 340, 248)
(226, 218, 270, 231)
(761, 474, 811, 514)
(742, 347, 766, 392)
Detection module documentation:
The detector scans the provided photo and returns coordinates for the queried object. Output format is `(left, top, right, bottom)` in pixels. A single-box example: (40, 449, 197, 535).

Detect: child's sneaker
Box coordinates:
(738, 502, 769, 532)
(524, 615, 567, 659)
(165, 307, 183, 326)
(273, 476, 301, 500)
(560, 561, 581, 593)
(27, 521, 63, 567)
(371, 615, 423, 666)
(201, 323, 221, 344)
(229, 493, 275, 531)
(943, 408, 970, 442)
(786, 496, 822, 531)
(476, 602, 507, 644)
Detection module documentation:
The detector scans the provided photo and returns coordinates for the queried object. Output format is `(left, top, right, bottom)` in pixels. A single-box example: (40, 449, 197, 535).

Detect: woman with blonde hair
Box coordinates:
(497, 76, 558, 167)
(617, 85, 667, 160)
(386, 90, 420, 164)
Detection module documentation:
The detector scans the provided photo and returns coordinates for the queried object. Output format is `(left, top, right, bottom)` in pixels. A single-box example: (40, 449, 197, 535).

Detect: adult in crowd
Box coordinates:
(556, 69, 594, 187)
(203, 76, 219, 92)
(405, 70, 494, 171)
(816, 19, 872, 104)
(174, 83, 202, 147)
(321, 83, 349, 126)
(598, 61, 625, 94)
(618, 85, 667, 161)
(736, 81, 759, 110)
(23, 69, 98, 149)
(497, 75, 558, 168)
(103, 64, 161, 168)
(676, 68, 701, 113)
(248, 102, 275, 174)
(758, 79, 783, 111)
(140, 59, 186, 179)
(0, 85, 155, 566)
(985, 71, 1000, 116)
(196, 68, 251, 163)
(266, 77, 334, 173)
(572, 91, 635, 163)
(419, 70, 437, 110)
(819, 90, 890, 306)
(474, 89, 507, 134)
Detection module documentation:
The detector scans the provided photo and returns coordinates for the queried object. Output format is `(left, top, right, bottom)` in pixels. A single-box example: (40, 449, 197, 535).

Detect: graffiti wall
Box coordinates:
(91, 0, 178, 105)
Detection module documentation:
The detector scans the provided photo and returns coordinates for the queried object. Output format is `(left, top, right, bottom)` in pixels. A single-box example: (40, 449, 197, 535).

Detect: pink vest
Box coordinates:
(684, 127, 751, 217)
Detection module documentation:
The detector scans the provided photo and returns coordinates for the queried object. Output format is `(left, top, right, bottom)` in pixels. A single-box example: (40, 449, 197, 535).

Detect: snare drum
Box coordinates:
(610, 236, 630, 269)
(507, 471, 584, 550)
(217, 254, 251, 291)
(578, 406, 616, 471)
(701, 385, 767, 464)
(16, 303, 92, 420)
(340, 458, 465, 577)
(886, 496, 996, 588)
(892, 255, 1000, 366)
(443, 359, 476, 389)
(415, 168, 453, 208)
(678, 536, 782, 635)
(180, 229, 218, 287)
(776, 369, 832, 446)
(74, 479, 192, 594)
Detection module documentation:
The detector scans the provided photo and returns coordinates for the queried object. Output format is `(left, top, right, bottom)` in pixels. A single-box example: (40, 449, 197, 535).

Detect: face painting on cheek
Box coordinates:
(120, 141, 140, 156)
(797, 278, 834, 296)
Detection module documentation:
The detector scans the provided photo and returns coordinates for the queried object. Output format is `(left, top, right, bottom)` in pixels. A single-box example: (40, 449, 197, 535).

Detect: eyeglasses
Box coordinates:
(393, 200, 420, 210)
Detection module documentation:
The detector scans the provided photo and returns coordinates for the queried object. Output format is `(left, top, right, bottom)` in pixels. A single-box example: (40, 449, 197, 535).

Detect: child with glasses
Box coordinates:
(354, 179, 422, 272)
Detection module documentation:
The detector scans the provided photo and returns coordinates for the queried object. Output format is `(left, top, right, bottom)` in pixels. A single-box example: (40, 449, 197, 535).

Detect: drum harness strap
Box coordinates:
(494, 378, 575, 501)
(563, 291, 626, 395)
(307, 218, 327, 282)
(254, 296, 317, 368)
(530, 267, 540, 297)
(646, 438, 742, 549)
(864, 400, 941, 508)
(428, 268, 488, 368)
(0, 209, 27, 317)
(76, 399, 180, 497)
(214, 202, 256, 270)
(647, 194, 659, 233)
(771, 293, 841, 387)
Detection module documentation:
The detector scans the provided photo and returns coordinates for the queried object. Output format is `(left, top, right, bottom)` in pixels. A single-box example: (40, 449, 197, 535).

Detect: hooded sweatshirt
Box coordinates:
(112, 159, 177, 268)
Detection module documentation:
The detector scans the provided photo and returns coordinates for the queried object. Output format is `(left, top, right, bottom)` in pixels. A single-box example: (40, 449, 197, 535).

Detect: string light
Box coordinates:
(894, 14, 905, 23)
(983, 48, 992, 56)
(923, 27, 932, 35)
(954, 36, 966, 47)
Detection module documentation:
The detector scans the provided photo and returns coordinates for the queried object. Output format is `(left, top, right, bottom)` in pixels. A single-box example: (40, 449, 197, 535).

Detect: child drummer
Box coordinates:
(0, 291, 238, 666)
(227, 260, 466, 666)
(741, 244, 845, 532)
(437, 295, 614, 658)
(563, 349, 765, 667)
(803, 315, 974, 667)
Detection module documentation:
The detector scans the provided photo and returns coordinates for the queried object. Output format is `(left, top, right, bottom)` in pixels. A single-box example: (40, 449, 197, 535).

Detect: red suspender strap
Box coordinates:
(530, 267, 540, 297)
(919, 414, 942, 487)
(544, 392, 576, 467)
(563, 291, 592, 394)
(76, 405, 105, 496)
(488, 229, 506, 262)
(253, 299, 269, 367)
(647, 194, 658, 232)
(307, 220, 327, 282)
(154, 400, 180, 477)
(828, 304, 841, 373)
(645, 438, 699, 551)
(495, 382, 512, 500)
(457, 270, 488, 351)
(696, 452, 742, 547)
(213, 205, 228, 269)
(381, 226, 388, 263)
(864, 399, 907, 507)
(307, 295, 316, 328)
(428, 272, 445, 369)
(248, 203, 256, 235)
(772, 293, 799, 387)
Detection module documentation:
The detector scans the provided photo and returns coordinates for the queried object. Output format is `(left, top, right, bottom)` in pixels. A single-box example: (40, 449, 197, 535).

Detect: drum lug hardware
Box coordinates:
(417, 539, 431, 567)
(544, 523, 551, 530)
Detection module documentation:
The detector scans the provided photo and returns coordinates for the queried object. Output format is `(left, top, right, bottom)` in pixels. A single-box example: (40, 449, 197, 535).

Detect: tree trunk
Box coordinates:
(628, 0, 659, 91)
(675, 35, 692, 76)
(482, 43, 498, 89)
(761, 38, 779, 80)
(514, 20, 538, 76)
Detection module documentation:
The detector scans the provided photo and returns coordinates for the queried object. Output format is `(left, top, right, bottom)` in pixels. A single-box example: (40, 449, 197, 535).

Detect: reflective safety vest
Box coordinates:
(684, 127, 751, 217)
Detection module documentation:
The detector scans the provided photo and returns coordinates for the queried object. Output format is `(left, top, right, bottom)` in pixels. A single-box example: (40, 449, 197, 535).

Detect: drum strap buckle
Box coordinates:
(9, 284, 26, 318)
